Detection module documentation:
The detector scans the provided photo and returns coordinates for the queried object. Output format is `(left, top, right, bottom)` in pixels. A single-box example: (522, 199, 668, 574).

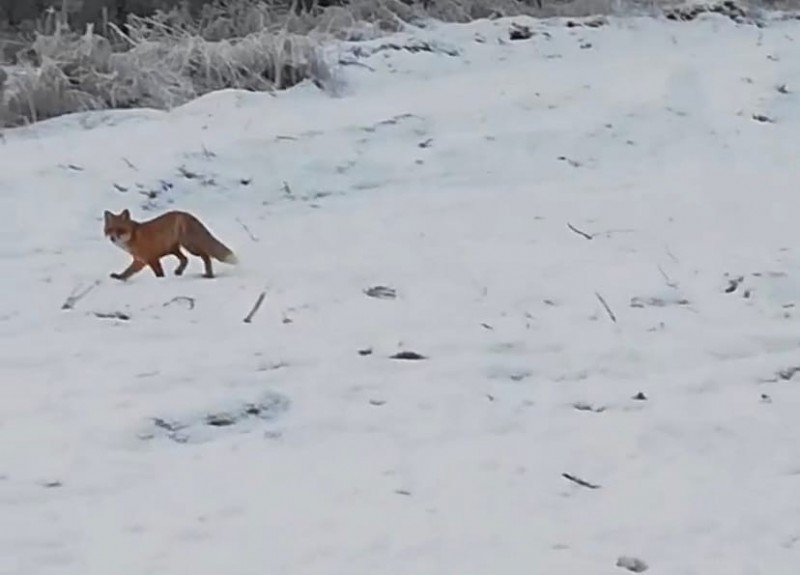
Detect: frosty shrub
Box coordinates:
(0, 0, 792, 127)
(0, 0, 333, 127)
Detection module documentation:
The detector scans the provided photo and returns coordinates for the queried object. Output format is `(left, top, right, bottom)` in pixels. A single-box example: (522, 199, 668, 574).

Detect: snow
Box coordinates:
(2, 11, 800, 575)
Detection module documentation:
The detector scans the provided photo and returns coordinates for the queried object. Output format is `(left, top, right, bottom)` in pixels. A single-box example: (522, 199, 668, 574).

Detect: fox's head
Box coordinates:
(104, 209, 134, 250)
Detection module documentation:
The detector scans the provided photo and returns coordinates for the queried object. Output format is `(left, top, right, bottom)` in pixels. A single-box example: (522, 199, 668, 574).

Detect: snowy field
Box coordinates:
(2, 11, 800, 575)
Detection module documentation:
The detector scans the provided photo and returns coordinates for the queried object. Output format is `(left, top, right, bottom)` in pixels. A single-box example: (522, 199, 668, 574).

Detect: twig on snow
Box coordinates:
(201, 143, 216, 159)
(594, 291, 617, 323)
(94, 311, 130, 320)
(664, 244, 679, 263)
(236, 217, 259, 242)
(567, 222, 594, 240)
(61, 280, 100, 310)
(657, 265, 679, 289)
(163, 296, 195, 310)
(562, 472, 601, 489)
(243, 291, 267, 323)
(122, 157, 138, 171)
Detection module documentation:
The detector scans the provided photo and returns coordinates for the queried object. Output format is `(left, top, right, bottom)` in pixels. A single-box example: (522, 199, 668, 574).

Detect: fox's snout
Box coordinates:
(106, 229, 132, 251)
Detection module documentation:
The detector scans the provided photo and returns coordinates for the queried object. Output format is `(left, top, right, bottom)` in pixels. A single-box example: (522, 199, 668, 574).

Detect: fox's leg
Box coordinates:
(111, 259, 145, 281)
(182, 242, 214, 278)
(200, 255, 214, 278)
(148, 259, 165, 278)
(172, 247, 189, 276)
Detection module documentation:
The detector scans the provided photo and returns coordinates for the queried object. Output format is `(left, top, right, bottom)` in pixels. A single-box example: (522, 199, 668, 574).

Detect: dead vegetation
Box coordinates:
(0, 0, 796, 127)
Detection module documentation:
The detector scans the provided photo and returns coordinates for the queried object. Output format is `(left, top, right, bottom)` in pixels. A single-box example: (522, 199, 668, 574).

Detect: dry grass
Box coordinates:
(1, 5, 332, 127)
(0, 0, 795, 128)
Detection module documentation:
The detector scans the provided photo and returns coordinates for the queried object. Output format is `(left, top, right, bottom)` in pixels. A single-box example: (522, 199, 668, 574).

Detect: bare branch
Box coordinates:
(61, 280, 100, 310)
(657, 265, 678, 289)
(94, 311, 130, 320)
(236, 217, 259, 242)
(594, 291, 617, 323)
(562, 472, 601, 489)
(567, 222, 593, 240)
(243, 291, 267, 323)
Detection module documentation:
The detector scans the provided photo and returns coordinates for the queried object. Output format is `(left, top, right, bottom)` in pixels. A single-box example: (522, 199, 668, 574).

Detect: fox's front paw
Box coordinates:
(110, 272, 124, 281)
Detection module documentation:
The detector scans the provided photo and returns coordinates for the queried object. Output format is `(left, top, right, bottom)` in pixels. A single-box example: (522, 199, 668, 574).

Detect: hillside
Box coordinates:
(2, 12, 800, 574)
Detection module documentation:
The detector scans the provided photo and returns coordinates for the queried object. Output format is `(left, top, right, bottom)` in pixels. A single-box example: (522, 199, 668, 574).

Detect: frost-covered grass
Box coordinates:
(3, 0, 790, 127)
(2, 10, 800, 575)
(0, 12, 332, 126)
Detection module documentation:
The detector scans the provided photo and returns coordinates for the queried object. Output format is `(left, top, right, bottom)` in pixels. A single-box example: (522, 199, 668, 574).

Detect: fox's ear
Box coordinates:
(104, 210, 113, 225)
(120, 209, 130, 220)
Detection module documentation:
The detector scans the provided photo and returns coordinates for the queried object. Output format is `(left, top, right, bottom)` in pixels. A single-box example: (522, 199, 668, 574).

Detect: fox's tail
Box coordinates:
(186, 217, 239, 265)
(213, 240, 239, 265)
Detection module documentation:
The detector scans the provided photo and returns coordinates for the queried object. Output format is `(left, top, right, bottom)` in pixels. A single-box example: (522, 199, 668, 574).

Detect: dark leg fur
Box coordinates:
(201, 255, 214, 278)
(182, 242, 215, 278)
(111, 260, 145, 281)
(148, 260, 165, 277)
(173, 247, 189, 276)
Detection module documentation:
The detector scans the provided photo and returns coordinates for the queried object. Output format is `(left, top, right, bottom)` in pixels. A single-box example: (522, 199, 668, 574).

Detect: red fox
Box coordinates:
(104, 209, 238, 281)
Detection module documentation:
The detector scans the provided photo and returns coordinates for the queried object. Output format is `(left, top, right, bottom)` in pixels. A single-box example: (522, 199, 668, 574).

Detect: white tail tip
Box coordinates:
(223, 253, 239, 265)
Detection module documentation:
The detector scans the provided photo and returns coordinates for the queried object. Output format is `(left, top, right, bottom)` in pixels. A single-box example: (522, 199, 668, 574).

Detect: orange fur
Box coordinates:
(104, 209, 238, 281)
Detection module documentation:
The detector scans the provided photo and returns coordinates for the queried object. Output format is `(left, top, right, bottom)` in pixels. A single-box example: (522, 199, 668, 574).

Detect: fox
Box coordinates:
(104, 209, 238, 281)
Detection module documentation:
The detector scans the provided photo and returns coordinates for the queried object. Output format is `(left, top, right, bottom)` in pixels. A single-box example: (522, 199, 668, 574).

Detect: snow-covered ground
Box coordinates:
(2, 12, 800, 574)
